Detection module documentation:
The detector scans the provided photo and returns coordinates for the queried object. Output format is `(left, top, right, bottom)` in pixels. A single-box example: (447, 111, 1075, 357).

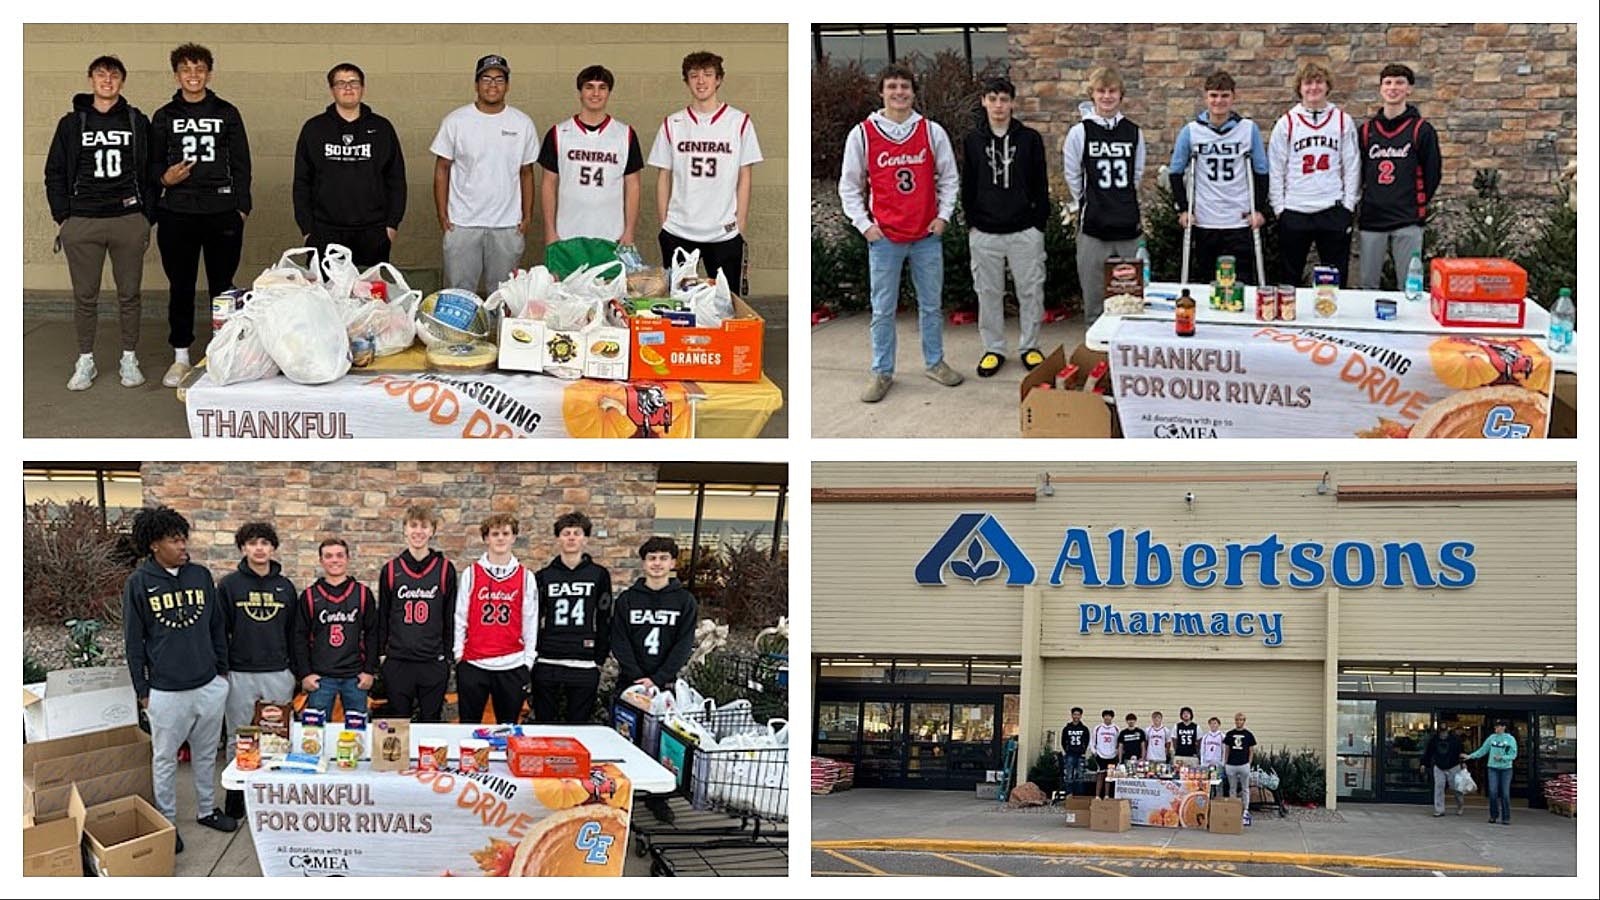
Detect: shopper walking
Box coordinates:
(1421, 722, 1467, 816)
(1463, 720, 1519, 825)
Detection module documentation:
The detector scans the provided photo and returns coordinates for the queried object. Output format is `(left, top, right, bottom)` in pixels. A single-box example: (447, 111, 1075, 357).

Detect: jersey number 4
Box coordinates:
(578, 165, 606, 187)
(643, 626, 661, 656)
(1301, 153, 1331, 176)
(480, 602, 513, 625)
(689, 156, 719, 178)
(553, 597, 586, 627)
(1095, 158, 1130, 189)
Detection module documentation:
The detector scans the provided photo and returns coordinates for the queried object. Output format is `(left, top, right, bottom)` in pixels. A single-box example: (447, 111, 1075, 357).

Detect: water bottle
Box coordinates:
(1136, 238, 1152, 286)
(1549, 287, 1575, 352)
(1404, 251, 1426, 302)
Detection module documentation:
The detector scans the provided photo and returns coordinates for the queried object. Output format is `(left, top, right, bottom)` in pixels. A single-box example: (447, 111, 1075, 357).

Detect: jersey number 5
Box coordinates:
(1301, 153, 1331, 176)
(328, 623, 345, 647)
(1203, 157, 1237, 181)
(689, 156, 718, 178)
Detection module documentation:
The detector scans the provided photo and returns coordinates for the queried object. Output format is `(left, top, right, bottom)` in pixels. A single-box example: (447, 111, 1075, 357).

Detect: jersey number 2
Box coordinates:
(1376, 159, 1396, 185)
(480, 603, 513, 625)
(181, 135, 216, 164)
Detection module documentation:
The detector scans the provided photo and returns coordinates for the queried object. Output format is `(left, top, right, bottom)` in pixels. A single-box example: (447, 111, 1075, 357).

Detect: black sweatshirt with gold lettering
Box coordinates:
(218, 557, 297, 673)
(122, 556, 229, 699)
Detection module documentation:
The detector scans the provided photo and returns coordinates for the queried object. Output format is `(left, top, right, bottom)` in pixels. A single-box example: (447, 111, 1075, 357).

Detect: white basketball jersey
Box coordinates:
(1276, 104, 1352, 213)
(648, 104, 762, 243)
(1185, 120, 1255, 229)
(553, 115, 633, 241)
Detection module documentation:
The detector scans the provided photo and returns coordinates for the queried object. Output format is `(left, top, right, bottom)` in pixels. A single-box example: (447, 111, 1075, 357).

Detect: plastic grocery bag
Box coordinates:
(487, 266, 557, 319)
(253, 247, 320, 290)
(681, 269, 736, 327)
(544, 236, 620, 280)
(254, 285, 352, 384)
(320, 243, 359, 300)
(669, 246, 703, 295)
(206, 301, 279, 386)
(1453, 767, 1477, 795)
(344, 295, 418, 356)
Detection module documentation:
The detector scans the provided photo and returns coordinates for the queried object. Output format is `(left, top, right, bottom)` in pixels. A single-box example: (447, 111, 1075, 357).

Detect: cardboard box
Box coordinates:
(1208, 797, 1244, 834)
(1089, 797, 1131, 832)
(1020, 345, 1121, 438)
(1063, 795, 1094, 828)
(82, 794, 176, 877)
(1550, 373, 1577, 439)
(22, 785, 86, 876)
(507, 735, 592, 779)
(23, 667, 140, 742)
(1429, 259, 1528, 328)
(23, 724, 154, 821)
(629, 295, 764, 383)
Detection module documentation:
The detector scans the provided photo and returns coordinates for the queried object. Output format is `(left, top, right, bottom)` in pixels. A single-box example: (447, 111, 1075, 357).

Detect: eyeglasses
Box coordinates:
(478, 75, 507, 85)
(332, 79, 363, 90)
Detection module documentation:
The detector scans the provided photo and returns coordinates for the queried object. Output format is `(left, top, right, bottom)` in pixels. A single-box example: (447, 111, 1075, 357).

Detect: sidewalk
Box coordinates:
(811, 789, 1576, 875)
(812, 307, 1088, 438)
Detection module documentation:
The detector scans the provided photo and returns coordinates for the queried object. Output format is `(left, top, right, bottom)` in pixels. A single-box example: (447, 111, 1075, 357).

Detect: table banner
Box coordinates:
(186, 371, 699, 438)
(1111, 776, 1212, 828)
(244, 764, 632, 877)
(1110, 319, 1553, 439)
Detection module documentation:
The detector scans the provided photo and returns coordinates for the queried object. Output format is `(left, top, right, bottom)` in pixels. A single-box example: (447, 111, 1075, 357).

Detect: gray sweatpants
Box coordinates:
(442, 225, 525, 296)
(224, 668, 296, 757)
(1433, 764, 1466, 814)
(1076, 232, 1141, 321)
(970, 227, 1047, 355)
(148, 675, 229, 822)
(61, 212, 151, 353)
(1356, 225, 1424, 290)
(1224, 763, 1251, 810)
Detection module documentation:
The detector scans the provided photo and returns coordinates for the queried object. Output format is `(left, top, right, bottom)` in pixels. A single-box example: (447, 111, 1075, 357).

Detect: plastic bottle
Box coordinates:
(1136, 238, 1152, 286)
(1404, 251, 1426, 302)
(1549, 287, 1575, 352)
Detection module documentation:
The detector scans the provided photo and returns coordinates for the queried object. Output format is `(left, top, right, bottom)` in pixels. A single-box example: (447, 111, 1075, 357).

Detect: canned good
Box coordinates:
(459, 739, 491, 773)
(418, 742, 448, 772)
(1255, 285, 1278, 322)
(1216, 255, 1237, 291)
(351, 334, 376, 367)
(211, 289, 246, 331)
(1375, 297, 1398, 321)
(236, 727, 261, 771)
(1278, 285, 1298, 321)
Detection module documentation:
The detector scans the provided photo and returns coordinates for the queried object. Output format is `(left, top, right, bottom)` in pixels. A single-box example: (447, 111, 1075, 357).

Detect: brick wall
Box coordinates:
(140, 461, 660, 586)
(1008, 23, 1576, 199)
(23, 23, 788, 297)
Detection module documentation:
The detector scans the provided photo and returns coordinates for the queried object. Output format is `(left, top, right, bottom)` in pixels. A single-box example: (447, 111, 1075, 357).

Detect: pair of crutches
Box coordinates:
(1180, 149, 1266, 287)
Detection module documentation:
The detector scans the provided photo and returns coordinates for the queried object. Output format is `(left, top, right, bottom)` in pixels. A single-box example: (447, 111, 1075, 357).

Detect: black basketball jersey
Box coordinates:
(378, 550, 457, 662)
(1359, 113, 1429, 231)
(1080, 117, 1142, 241)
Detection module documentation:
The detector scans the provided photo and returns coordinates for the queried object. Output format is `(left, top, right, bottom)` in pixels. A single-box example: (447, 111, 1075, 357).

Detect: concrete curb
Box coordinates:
(811, 839, 1504, 874)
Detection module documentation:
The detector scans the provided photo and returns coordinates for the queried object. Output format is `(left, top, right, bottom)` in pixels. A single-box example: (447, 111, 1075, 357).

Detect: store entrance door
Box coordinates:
(817, 695, 1005, 789)
(1443, 709, 1533, 810)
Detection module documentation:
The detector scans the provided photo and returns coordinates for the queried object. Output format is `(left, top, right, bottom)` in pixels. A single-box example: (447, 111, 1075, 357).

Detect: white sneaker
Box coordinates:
(162, 361, 192, 388)
(67, 357, 96, 391)
(119, 355, 146, 388)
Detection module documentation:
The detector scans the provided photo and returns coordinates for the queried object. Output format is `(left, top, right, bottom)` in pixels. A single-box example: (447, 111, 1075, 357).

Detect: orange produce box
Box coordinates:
(628, 295, 764, 383)
(506, 736, 591, 779)
(1429, 259, 1528, 328)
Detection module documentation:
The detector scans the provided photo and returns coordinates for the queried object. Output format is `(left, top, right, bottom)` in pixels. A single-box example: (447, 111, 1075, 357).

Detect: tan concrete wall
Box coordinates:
(23, 23, 788, 296)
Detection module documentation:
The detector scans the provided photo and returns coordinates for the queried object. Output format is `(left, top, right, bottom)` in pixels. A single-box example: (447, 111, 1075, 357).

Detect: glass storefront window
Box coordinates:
(1335, 700, 1377, 801)
(1504, 671, 1578, 696)
(951, 704, 995, 743)
(1414, 672, 1503, 694)
(817, 701, 859, 743)
(1002, 694, 1020, 739)
(817, 658, 893, 682)
(969, 28, 1009, 73)
(1383, 710, 1434, 794)
(893, 659, 969, 684)
(816, 30, 888, 73)
(23, 465, 143, 521)
(969, 660, 1021, 685)
(895, 27, 966, 64)
(1537, 715, 1577, 784)
(1339, 668, 1413, 692)
(655, 481, 787, 555)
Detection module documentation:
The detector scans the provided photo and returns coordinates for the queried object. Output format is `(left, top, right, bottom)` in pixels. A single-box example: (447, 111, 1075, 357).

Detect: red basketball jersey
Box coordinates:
(463, 562, 526, 661)
(865, 117, 938, 243)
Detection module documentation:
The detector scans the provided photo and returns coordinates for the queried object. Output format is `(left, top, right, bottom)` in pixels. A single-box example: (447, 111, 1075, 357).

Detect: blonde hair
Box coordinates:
(1295, 62, 1332, 97)
(1087, 66, 1124, 96)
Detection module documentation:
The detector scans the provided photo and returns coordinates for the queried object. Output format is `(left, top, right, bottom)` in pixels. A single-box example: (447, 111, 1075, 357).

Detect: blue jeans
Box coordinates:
(304, 675, 368, 717)
(1062, 754, 1087, 795)
(1486, 767, 1512, 822)
(867, 233, 945, 375)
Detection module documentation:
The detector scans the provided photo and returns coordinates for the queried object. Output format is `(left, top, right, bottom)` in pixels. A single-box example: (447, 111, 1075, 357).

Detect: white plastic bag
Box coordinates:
(681, 270, 736, 327)
(488, 266, 557, 319)
(344, 296, 417, 356)
(255, 284, 352, 384)
(1452, 767, 1477, 795)
(319, 243, 359, 300)
(206, 301, 279, 386)
(356, 261, 420, 306)
(253, 247, 320, 290)
(669, 246, 703, 294)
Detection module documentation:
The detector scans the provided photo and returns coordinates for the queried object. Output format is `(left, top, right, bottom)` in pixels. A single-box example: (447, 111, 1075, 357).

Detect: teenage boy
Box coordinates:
(216, 520, 296, 819)
(963, 76, 1050, 378)
(1118, 712, 1146, 762)
(45, 54, 155, 392)
(293, 63, 406, 268)
(1224, 712, 1258, 809)
(150, 43, 251, 388)
(293, 538, 380, 716)
(839, 63, 963, 403)
(377, 505, 458, 722)
(1269, 62, 1360, 286)
(1063, 67, 1145, 321)
(1173, 706, 1201, 768)
(532, 512, 614, 724)
(1060, 707, 1091, 796)
(1169, 71, 1269, 284)
(431, 54, 540, 296)
(454, 513, 538, 724)
(1091, 709, 1120, 798)
(540, 65, 643, 246)
(123, 506, 236, 853)
(649, 51, 763, 287)
(1145, 710, 1173, 763)
(1356, 64, 1442, 290)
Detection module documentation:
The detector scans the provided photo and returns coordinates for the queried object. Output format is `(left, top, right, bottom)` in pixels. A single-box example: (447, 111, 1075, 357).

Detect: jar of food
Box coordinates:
(336, 730, 361, 769)
(1175, 289, 1197, 337)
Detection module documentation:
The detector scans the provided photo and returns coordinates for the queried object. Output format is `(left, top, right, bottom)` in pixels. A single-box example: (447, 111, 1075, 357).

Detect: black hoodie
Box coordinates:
(534, 553, 614, 665)
(961, 117, 1050, 234)
(150, 88, 252, 216)
(1358, 103, 1442, 232)
(122, 556, 228, 699)
(610, 576, 696, 686)
(217, 558, 297, 672)
(292, 102, 406, 234)
(44, 93, 154, 223)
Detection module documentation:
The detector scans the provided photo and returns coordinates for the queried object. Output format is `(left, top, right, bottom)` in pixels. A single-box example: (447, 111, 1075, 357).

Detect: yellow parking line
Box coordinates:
(1082, 863, 1129, 877)
(932, 852, 1012, 877)
(823, 849, 887, 876)
(1294, 864, 1350, 877)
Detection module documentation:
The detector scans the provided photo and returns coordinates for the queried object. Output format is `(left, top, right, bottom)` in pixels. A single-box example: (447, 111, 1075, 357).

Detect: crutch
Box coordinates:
(1244, 149, 1267, 286)
(1179, 148, 1197, 285)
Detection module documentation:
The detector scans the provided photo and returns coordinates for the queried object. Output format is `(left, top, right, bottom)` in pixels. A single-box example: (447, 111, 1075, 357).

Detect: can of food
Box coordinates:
(1255, 285, 1277, 321)
(1278, 285, 1298, 321)
(211, 289, 246, 331)
(236, 727, 262, 771)
(418, 742, 448, 772)
(1216, 255, 1237, 290)
(459, 739, 491, 773)
(351, 334, 375, 367)
(1375, 297, 1398, 321)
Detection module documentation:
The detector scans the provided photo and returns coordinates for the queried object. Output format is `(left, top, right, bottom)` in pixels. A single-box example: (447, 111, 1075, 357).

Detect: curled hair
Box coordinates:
(170, 43, 213, 72)
(234, 521, 279, 550)
(681, 50, 724, 82)
(553, 511, 593, 537)
(132, 505, 190, 556)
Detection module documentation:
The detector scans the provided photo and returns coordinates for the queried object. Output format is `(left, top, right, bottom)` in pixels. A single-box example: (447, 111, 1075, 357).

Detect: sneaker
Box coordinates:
(1499, 819, 1509, 825)
(175, 831, 184, 854)
(860, 373, 893, 403)
(1487, 817, 1499, 824)
(1021, 348, 1046, 371)
(119, 355, 146, 388)
(1456, 801, 1464, 815)
(162, 360, 192, 388)
(67, 357, 96, 391)
(197, 809, 239, 832)
(925, 360, 964, 387)
(977, 352, 1005, 377)
(1433, 812, 1445, 817)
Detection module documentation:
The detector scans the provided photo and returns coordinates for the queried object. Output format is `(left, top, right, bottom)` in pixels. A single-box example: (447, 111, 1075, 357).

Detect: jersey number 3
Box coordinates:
(894, 168, 915, 193)
(480, 602, 513, 625)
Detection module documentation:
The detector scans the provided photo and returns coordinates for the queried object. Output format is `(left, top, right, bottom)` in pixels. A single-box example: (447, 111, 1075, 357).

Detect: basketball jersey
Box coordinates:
(536, 569, 606, 664)
(380, 552, 454, 662)
(552, 115, 633, 241)
(1093, 723, 1120, 758)
(649, 104, 762, 243)
(863, 117, 938, 243)
(463, 561, 526, 661)
(1174, 721, 1200, 757)
(1200, 730, 1226, 766)
(1279, 105, 1351, 212)
(1184, 119, 1256, 229)
(1079, 118, 1142, 240)
(1360, 113, 1429, 230)
(1145, 725, 1171, 760)
(302, 579, 373, 677)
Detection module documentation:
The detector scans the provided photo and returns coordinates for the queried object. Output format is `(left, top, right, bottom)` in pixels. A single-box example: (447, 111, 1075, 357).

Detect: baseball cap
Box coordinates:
(475, 55, 510, 79)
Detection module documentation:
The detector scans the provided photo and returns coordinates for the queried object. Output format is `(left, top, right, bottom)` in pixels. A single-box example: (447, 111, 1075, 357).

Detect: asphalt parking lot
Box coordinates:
(812, 849, 1479, 877)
